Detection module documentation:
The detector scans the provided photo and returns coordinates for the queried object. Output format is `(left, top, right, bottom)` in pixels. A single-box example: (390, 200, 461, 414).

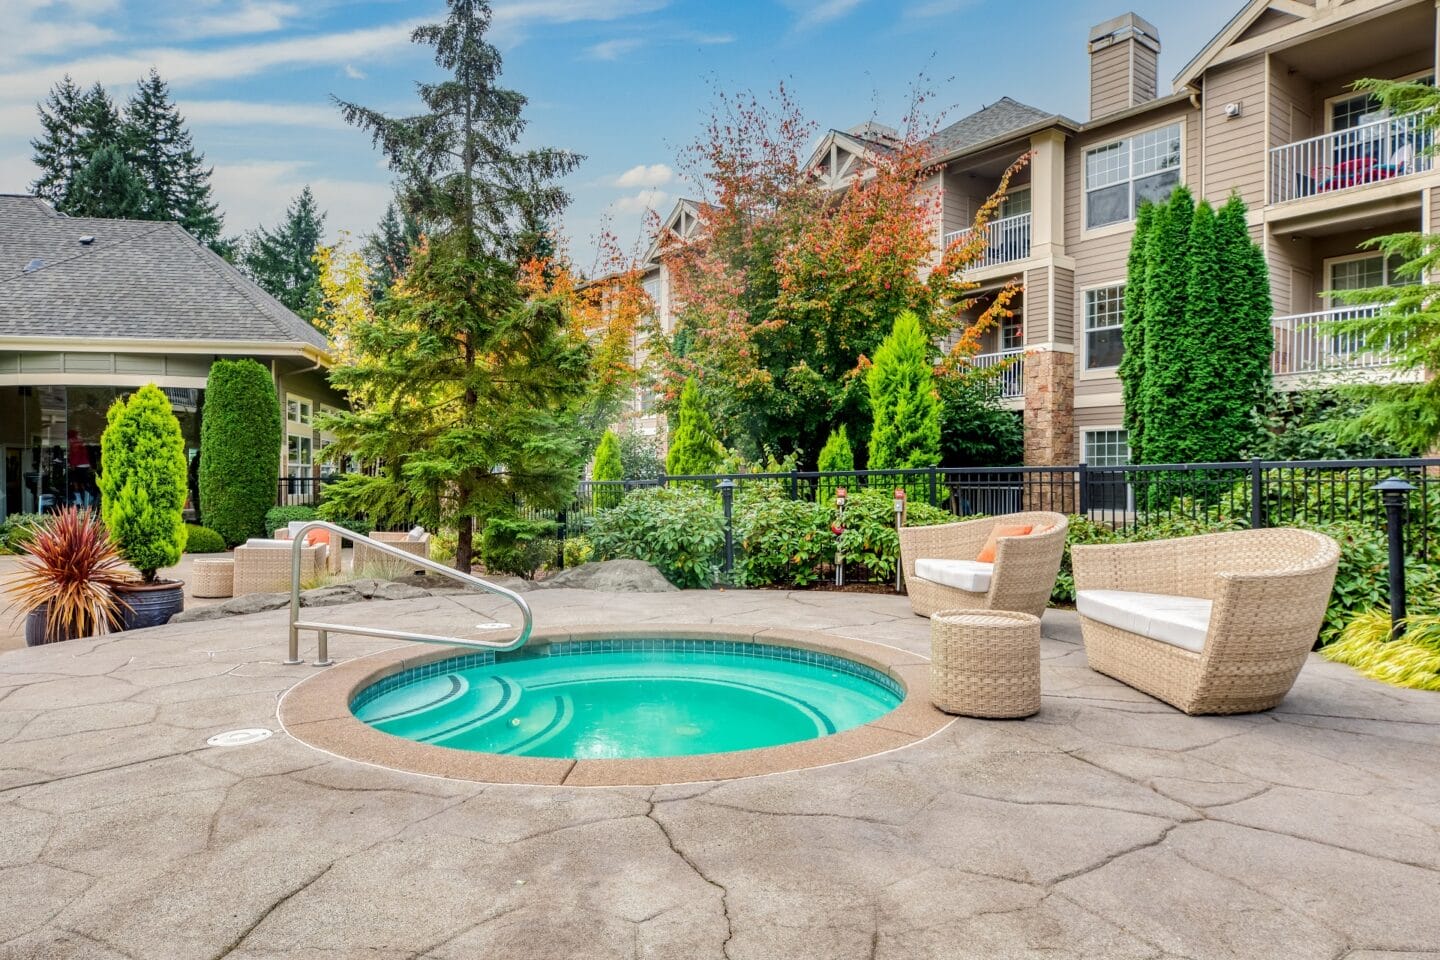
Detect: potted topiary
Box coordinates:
(5, 507, 131, 645)
(98, 384, 191, 628)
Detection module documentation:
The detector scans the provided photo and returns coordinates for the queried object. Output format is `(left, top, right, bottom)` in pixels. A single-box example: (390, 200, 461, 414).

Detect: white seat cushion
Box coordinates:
(243, 538, 293, 548)
(1077, 589, 1212, 654)
(914, 559, 993, 594)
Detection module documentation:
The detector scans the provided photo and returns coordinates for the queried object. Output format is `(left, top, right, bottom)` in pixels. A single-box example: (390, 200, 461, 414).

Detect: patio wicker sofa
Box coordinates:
(898, 512, 1068, 619)
(233, 540, 325, 596)
(1072, 528, 1340, 715)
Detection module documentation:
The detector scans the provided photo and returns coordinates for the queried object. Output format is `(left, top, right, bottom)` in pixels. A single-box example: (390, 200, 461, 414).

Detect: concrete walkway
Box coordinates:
(0, 589, 1437, 959)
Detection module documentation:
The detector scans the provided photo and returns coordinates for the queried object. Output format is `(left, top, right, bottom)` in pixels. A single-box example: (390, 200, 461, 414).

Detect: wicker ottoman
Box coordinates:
(929, 609, 1041, 718)
(191, 559, 235, 599)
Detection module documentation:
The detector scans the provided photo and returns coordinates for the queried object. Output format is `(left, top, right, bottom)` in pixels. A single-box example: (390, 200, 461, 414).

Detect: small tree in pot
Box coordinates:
(5, 507, 131, 644)
(98, 384, 190, 628)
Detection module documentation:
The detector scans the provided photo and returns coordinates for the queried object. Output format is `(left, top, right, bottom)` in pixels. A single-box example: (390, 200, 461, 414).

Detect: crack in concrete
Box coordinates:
(0, 745, 213, 796)
(645, 795, 734, 959)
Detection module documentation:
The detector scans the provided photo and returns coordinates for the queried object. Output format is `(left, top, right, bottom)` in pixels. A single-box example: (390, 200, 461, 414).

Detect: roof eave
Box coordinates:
(0, 335, 333, 366)
(927, 115, 1080, 168)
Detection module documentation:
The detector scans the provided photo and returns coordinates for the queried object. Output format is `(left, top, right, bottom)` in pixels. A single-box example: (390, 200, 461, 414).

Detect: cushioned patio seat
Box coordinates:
(1075, 589, 1212, 654)
(914, 559, 994, 594)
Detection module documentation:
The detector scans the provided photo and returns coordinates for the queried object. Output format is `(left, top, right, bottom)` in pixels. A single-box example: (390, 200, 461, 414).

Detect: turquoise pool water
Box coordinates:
(351, 639, 903, 759)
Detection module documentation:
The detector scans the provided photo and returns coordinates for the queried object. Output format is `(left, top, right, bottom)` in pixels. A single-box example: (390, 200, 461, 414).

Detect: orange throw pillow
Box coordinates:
(977, 524, 1034, 563)
(305, 529, 331, 547)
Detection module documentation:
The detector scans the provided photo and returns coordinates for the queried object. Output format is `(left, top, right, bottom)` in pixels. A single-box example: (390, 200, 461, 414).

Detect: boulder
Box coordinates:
(536, 559, 677, 593)
(218, 592, 291, 616)
(169, 606, 227, 624)
(300, 585, 362, 607)
(371, 581, 429, 601)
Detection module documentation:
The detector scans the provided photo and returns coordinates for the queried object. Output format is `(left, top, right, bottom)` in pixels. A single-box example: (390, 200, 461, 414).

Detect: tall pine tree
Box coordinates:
(665, 378, 726, 476)
(65, 144, 151, 219)
(30, 79, 123, 209)
(866, 311, 941, 472)
(121, 70, 223, 246)
(363, 201, 424, 299)
(327, 0, 586, 572)
(239, 186, 326, 320)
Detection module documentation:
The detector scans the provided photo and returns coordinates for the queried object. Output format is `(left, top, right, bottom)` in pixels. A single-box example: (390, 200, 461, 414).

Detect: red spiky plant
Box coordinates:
(6, 507, 132, 643)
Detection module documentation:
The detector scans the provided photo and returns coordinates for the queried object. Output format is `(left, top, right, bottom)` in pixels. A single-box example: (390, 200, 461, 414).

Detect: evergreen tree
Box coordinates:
(239, 186, 327, 320)
(815, 425, 855, 502)
(328, 0, 587, 572)
(363, 201, 423, 298)
(30, 79, 123, 209)
(866, 311, 941, 472)
(98, 385, 189, 581)
(200, 360, 283, 547)
(65, 144, 150, 219)
(665, 378, 726, 476)
(1120, 189, 1271, 465)
(121, 69, 223, 246)
(591, 429, 624, 509)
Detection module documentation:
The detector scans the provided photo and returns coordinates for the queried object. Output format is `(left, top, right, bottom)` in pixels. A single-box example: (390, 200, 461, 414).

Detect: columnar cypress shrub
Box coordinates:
(866, 311, 941, 472)
(1121, 189, 1272, 467)
(200, 359, 282, 546)
(665, 378, 725, 476)
(98, 385, 189, 580)
(592, 429, 624, 509)
(815, 425, 855, 502)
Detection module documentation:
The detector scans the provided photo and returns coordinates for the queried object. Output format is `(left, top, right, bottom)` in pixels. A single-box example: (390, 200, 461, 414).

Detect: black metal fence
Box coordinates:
(553, 457, 1440, 561)
(277, 476, 325, 507)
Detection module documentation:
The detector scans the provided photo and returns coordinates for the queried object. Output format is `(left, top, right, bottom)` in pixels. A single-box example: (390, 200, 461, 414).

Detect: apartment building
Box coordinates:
(637, 0, 1436, 467)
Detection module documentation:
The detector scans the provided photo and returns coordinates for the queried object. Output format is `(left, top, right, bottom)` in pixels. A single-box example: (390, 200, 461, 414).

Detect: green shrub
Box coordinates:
(665, 378, 725, 476)
(590, 486, 724, 588)
(1050, 515, 1124, 604)
(592, 430, 624, 510)
(562, 535, 594, 568)
(618, 432, 665, 480)
(815, 426, 855, 504)
(317, 471, 430, 532)
(183, 525, 226, 553)
(836, 487, 952, 583)
(866, 311, 941, 479)
(264, 505, 319, 533)
(98, 384, 189, 580)
(200, 359, 282, 546)
(1323, 609, 1440, 691)
(0, 514, 44, 554)
(734, 483, 830, 587)
(481, 515, 558, 580)
(1296, 520, 1439, 645)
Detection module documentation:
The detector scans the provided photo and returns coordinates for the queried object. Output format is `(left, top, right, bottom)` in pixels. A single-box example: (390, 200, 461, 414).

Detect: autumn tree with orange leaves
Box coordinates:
(653, 83, 1025, 467)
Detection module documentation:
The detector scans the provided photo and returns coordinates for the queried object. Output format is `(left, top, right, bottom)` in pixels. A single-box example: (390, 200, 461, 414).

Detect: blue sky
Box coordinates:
(1, 0, 1237, 270)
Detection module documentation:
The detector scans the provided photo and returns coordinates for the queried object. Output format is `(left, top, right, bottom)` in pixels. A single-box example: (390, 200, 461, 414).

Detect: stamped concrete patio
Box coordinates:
(1, 586, 1437, 960)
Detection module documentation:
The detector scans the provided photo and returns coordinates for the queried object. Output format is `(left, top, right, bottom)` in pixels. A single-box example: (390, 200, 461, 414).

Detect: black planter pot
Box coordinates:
(24, 606, 86, 646)
(114, 580, 185, 630)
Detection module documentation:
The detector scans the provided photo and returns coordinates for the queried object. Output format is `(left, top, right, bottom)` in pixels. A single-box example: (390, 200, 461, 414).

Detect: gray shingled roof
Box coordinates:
(0, 195, 328, 351)
(924, 97, 1060, 158)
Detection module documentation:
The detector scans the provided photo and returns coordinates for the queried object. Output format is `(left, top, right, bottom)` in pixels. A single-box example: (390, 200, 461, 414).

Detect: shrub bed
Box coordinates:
(183, 525, 227, 553)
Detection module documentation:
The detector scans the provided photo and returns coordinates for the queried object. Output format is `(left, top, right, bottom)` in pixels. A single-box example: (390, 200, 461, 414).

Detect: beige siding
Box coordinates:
(1052, 266, 1075, 345)
(1203, 55, 1267, 208)
(1268, 56, 1314, 150)
(1024, 267, 1049, 343)
(1090, 43, 1135, 120)
(1267, 233, 1312, 316)
(1076, 374, 1122, 399)
(1075, 405, 1126, 430)
(1431, 187, 1440, 233)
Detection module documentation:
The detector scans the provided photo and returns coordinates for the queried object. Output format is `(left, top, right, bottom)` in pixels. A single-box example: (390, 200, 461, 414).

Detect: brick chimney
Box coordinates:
(1088, 13, 1161, 120)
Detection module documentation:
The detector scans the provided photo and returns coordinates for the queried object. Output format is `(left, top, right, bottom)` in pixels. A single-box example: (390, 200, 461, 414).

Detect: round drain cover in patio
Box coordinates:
(206, 728, 273, 747)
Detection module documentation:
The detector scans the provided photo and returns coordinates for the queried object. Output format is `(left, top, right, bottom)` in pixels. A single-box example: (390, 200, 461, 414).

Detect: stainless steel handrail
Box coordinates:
(285, 521, 532, 666)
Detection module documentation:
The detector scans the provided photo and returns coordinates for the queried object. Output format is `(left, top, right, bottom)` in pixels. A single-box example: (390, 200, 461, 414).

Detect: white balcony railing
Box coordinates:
(944, 212, 1032, 268)
(1269, 112, 1433, 204)
(970, 348, 1025, 399)
(1272, 305, 1393, 376)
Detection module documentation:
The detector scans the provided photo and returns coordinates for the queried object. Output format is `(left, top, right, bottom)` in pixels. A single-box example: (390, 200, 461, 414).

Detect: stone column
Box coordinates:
(1023, 347, 1077, 511)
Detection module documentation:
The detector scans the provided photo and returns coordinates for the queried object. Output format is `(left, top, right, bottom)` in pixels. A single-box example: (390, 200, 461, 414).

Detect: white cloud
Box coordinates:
(0, 152, 39, 196)
(787, 0, 865, 29)
(608, 188, 669, 215)
(209, 159, 392, 241)
(0, 0, 118, 66)
(172, 1, 301, 39)
(614, 163, 673, 188)
(343, 64, 366, 80)
(178, 99, 351, 130)
(585, 38, 643, 61)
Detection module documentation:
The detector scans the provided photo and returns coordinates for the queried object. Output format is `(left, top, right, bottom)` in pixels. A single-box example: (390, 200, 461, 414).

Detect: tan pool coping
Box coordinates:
(277, 623, 953, 786)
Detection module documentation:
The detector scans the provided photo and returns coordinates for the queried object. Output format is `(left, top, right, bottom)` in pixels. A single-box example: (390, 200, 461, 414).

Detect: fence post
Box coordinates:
(1250, 458, 1265, 529)
(718, 479, 736, 579)
(556, 509, 567, 571)
(1374, 478, 1415, 640)
(789, 469, 799, 501)
(928, 466, 938, 507)
(1077, 462, 1089, 516)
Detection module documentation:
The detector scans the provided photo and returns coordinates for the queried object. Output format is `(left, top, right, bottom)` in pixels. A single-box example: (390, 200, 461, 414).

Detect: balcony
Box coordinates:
(1269, 112, 1433, 205)
(969, 348, 1025, 399)
(1272, 305, 1393, 376)
(944, 212, 1031, 269)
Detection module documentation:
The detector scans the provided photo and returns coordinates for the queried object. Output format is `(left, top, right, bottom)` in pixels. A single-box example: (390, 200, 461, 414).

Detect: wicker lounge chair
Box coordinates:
(274, 525, 343, 576)
(898, 512, 1068, 619)
(1072, 528, 1340, 715)
(353, 530, 430, 576)
(233, 540, 324, 596)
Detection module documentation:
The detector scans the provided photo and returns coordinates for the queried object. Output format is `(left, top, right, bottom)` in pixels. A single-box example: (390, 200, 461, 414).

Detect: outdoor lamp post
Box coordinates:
(1372, 477, 1416, 640)
(894, 488, 907, 593)
(718, 479, 736, 577)
(834, 487, 848, 587)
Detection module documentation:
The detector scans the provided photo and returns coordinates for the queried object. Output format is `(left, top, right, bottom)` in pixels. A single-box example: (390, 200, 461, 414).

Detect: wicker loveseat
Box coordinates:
(1072, 528, 1340, 715)
(233, 540, 325, 596)
(352, 530, 430, 575)
(898, 512, 1068, 619)
(274, 525, 342, 576)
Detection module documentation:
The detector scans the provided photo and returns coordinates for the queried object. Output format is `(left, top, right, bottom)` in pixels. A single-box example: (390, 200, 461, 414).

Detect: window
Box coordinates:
(1085, 124, 1181, 229)
(286, 395, 311, 426)
(1084, 429, 1131, 466)
(1000, 315, 1023, 352)
(999, 187, 1031, 219)
(286, 434, 313, 472)
(1329, 73, 1434, 132)
(1328, 254, 1405, 291)
(1084, 285, 1125, 369)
